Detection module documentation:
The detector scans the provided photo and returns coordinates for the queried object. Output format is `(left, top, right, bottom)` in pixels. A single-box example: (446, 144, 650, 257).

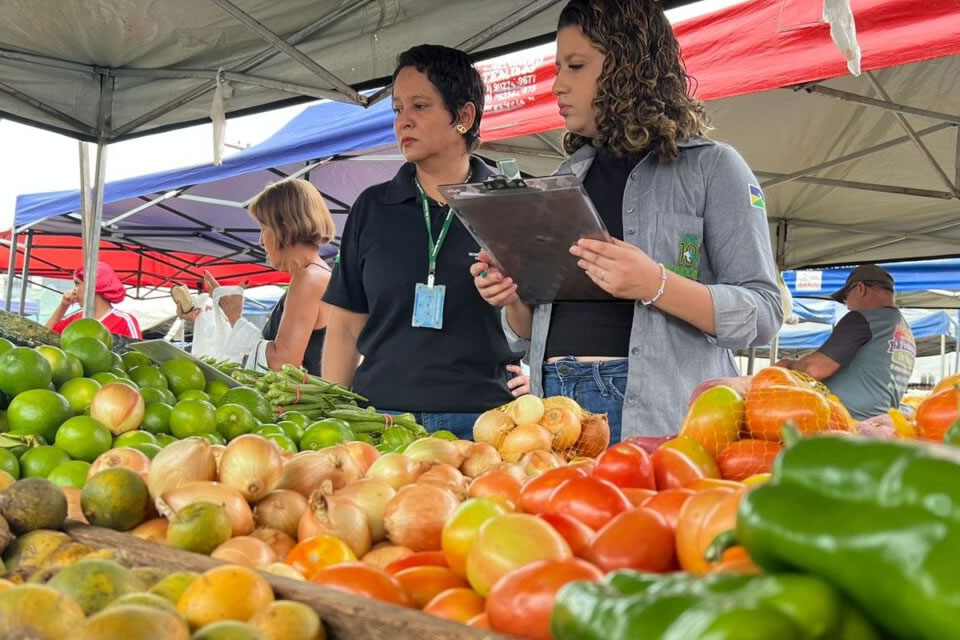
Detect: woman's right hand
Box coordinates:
(470, 251, 520, 307)
(61, 288, 80, 307)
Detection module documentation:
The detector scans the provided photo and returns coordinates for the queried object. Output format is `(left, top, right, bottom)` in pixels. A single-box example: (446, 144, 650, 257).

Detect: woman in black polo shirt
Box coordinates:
(322, 44, 523, 438)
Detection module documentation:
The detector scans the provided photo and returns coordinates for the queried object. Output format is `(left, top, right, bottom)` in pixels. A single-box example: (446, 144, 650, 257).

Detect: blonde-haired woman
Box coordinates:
(177, 178, 335, 374)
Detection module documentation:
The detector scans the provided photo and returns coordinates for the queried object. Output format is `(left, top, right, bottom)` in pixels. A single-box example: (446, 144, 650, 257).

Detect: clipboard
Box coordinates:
(439, 174, 615, 303)
(127, 339, 240, 389)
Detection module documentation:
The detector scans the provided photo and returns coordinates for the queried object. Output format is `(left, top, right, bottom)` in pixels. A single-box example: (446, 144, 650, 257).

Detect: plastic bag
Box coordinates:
(823, 0, 861, 76)
(191, 286, 248, 361)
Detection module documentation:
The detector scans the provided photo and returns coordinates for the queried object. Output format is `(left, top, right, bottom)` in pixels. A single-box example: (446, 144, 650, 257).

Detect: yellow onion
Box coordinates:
(540, 407, 582, 450)
(452, 440, 474, 457)
(147, 438, 217, 505)
(362, 544, 414, 569)
(574, 413, 611, 458)
(417, 463, 468, 501)
(89, 382, 145, 435)
(63, 487, 87, 524)
(461, 442, 502, 478)
(259, 562, 305, 581)
(520, 450, 564, 477)
(366, 453, 429, 490)
(254, 490, 308, 539)
(211, 444, 226, 472)
(277, 447, 362, 498)
(490, 462, 529, 484)
(298, 484, 372, 557)
(89, 447, 151, 483)
(130, 518, 168, 543)
(384, 483, 459, 552)
(473, 410, 515, 448)
(249, 527, 297, 559)
(334, 478, 396, 543)
(543, 395, 583, 415)
(342, 441, 380, 476)
(160, 481, 254, 536)
(508, 395, 545, 425)
(500, 423, 552, 463)
(218, 434, 284, 502)
(404, 438, 464, 468)
(211, 536, 277, 566)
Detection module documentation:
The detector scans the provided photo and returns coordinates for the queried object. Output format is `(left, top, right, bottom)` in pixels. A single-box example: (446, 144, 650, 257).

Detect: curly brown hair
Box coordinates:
(558, 0, 709, 162)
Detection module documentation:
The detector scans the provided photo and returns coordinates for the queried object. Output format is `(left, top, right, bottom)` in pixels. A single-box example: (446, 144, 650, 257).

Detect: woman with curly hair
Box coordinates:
(473, 0, 782, 441)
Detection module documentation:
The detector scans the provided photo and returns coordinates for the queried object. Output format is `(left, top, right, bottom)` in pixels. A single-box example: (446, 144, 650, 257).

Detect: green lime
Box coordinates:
(113, 378, 139, 393)
(177, 390, 209, 403)
(91, 371, 119, 386)
(141, 403, 172, 435)
(263, 432, 297, 455)
(129, 365, 168, 391)
(204, 380, 230, 406)
(110, 368, 132, 380)
(0, 347, 53, 397)
(280, 411, 310, 429)
(47, 459, 92, 488)
(195, 431, 225, 446)
(58, 377, 102, 414)
(110, 351, 125, 372)
(160, 359, 206, 396)
(0, 448, 20, 479)
(216, 387, 273, 423)
(254, 425, 284, 438)
(54, 415, 112, 462)
(122, 351, 152, 370)
(300, 419, 353, 451)
(64, 337, 114, 376)
(155, 433, 177, 447)
(61, 317, 113, 350)
(6, 389, 72, 442)
(276, 420, 304, 445)
(113, 430, 158, 449)
(129, 442, 162, 459)
(0, 393, 6, 412)
(140, 387, 177, 406)
(36, 345, 83, 387)
(0, 337, 14, 355)
(169, 399, 217, 439)
(20, 445, 71, 478)
(215, 403, 258, 441)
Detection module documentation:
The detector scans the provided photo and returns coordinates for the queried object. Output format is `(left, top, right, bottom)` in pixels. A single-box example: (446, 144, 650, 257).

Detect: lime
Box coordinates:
(129, 442, 162, 459)
(160, 359, 206, 396)
(215, 403, 257, 441)
(65, 337, 114, 376)
(277, 420, 304, 445)
(204, 380, 230, 406)
(263, 432, 297, 454)
(20, 445, 71, 478)
(129, 365, 168, 391)
(141, 403, 173, 435)
(113, 377, 140, 393)
(155, 433, 177, 447)
(253, 425, 284, 438)
(122, 351, 151, 369)
(178, 390, 209, 403)
(91, 371, 119, 386)
(169, 399, 217, 439)
(110, 367, 132, 380)
(196, 431, 226, 446)
(280, 411, 310, 429)
(36, 345, 83, 387)
(54, 415, 112, 462)
(0, 393, 7, 412)
(300, 419, 353, 451)
(6, 389, 72, 442)
(0, 448, 20, 478)
(0, 347, 53, 397)
(113, 430, 158, 449)
(217, 387, 273, 423)
(62, 317, 113, 350)
(47, 459, 92, 488)
(141, 387, 177, 406)
(58, 377, 102, 414)
(110, 351, 125, 372)
(0, 337, 14, 355)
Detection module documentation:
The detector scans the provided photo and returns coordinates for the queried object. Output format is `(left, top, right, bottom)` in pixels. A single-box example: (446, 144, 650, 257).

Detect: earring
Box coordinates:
(456, 124, 468, 134)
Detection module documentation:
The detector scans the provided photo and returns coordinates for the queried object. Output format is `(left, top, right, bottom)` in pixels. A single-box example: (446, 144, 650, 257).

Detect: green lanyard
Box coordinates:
(414, 177, 456, 287)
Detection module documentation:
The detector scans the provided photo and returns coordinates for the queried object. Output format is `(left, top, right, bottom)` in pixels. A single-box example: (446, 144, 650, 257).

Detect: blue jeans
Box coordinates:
(543, 357, 627, 444)
(383, 411, 481, 441)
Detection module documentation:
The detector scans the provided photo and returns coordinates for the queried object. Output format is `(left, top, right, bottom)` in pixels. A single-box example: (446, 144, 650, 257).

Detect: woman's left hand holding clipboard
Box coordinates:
(571, 238, 661, 301)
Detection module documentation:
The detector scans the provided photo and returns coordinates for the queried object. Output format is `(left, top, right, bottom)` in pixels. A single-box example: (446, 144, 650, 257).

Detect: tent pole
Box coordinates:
(17, 231, 33, 317)
(941, 334, 947, 381)
(770, 334, 779, 364)
(3, 226, 16, 311)
(82, 139, 108, 318)
(747, 347, 756, 375)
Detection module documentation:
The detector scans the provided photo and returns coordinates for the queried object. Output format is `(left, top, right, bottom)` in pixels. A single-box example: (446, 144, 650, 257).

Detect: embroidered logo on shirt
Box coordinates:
(666, 234, 701, 280)
(749, 184, 766, 211)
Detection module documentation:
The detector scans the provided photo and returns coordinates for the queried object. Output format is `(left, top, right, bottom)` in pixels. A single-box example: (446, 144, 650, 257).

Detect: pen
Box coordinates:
(468, 252, 488, 278)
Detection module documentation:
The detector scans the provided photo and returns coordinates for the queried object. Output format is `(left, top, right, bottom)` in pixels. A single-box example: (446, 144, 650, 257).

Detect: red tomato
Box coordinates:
(586, 507, 676, 573)
(716, 440, 781, 481)
(468, 470, 523, 505)
(651, 447, 706, 490)
(675, 487, 735, 573)
(466, 612, 490, 628)
(310, 562, 413, 607)
(393, 566, 469, 608)
(622, 488, 658, 506)
(593, 442, 656, 490)
(641, 488, 695, 530)
(423, 587, 486, 623)
(284, 535, 356, 577)
(538, 512, 595, 558)
(546, 475, 632, 530)
(385, 551, 449, 575)
(518, 466, 588, 515)
(916, 387, 960, 441)
(486, 558, 604, 640)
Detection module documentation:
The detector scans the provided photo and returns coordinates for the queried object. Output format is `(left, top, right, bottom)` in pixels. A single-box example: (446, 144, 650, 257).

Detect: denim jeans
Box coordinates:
(383, 411, 481, 441)
(542, 357, 628, 444)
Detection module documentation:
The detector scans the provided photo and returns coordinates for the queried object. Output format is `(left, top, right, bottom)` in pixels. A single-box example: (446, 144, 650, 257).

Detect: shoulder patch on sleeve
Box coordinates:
(749, 184, 766, 211)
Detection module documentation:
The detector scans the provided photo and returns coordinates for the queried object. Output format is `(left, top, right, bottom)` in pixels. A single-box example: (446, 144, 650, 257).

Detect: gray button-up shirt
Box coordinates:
(502, 137, 782, 437)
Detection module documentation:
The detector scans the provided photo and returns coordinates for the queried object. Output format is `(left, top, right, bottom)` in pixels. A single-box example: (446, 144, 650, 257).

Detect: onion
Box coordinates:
(160, 481, 255, 536)
(130, 518, 168, 543)
(461, 443, 502, 478)
(89, 447, 151, 483)
(249, 527, 297, 559)
(254, 490, 308, 538)
(259, 562, 305, 581)
(383, 483, 459, 551)
(277, 448, 362, 498)
(473, 410, 515, 448)
(403, 438, 464, 468)
(218, 434, 284, 502)
(543, 396, 583, 415)
(568, 457, 597, 474)
(362, 544, 414, 569)
(63, 487, 87, 523)
(520, 450, 564, 477)
(491, 462, 528, 484)
(211, 536, 277, 566)
(417, 463, 468, 501)
(540, 407, 582, 450)
(342, 441, 380, 476)
(298, 485, 372, 557)
(499, 423, 552, 463)
(335, 478, 396, 543)
(508, 395, 545, 425)
(468, 469, 522, 505)
(90, 382, 146, 435)
(211, 444, 226, 472)
(573, 413, 611, 458)
(147, 438, 217, 505)
(366, 453, 428, 490)
(452, 440, 474, 457)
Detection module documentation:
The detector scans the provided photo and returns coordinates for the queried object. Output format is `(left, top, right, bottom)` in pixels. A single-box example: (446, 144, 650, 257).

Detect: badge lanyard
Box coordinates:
(414, 177, 455, 288)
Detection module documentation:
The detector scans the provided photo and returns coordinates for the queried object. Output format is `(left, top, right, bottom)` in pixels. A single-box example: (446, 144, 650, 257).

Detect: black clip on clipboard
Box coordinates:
(439, 172, 615, 304)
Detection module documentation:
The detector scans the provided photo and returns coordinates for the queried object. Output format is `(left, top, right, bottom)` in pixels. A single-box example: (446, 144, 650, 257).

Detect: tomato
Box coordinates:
(394, 565, 469, 608)
(640, 487, 695, 529)
(622, 488, 658, 506)
(827, 394, 854, 431)
(716, 439, 781, 481)
(593, 442, 655, 489)
(745, 385, 831, 440)
(486, 558, 603, 640)
(468, 470, 523, 505)
(933, 374, 960, 396)
(545, 475, 632, 530)
(749, 366, 801, 391)
(916, 387, 959, 441)
(675, 487, 735, 573)
(466, 612, 490, 628)
(695, 490, 743, 560)
(651, 447, 706, 490)
(285, 535, 357, 577)
(423, 587, 486, 623)
(385, 551, 449, 575)
(678, 386, 744, 457)
(310, 562, 412, 607)
(518, 466, 587, 514)
(538, 512, 595, 558)
(708, 546, 761, 574)
(659, 436, 720, 478)
(442, 497, 512, 577)
(586, 507, 675, 573)
(687, 478, 745, 491)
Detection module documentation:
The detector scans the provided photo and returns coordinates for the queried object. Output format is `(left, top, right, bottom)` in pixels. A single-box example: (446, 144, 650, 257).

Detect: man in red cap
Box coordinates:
(45, 262, 142, 339)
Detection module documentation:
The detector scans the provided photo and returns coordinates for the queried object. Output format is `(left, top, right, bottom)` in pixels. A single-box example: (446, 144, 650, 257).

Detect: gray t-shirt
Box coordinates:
(819, 307, 916, 420)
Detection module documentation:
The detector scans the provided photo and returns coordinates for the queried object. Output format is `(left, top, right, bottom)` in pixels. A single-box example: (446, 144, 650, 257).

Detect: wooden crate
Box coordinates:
(65, 522, 515, 640)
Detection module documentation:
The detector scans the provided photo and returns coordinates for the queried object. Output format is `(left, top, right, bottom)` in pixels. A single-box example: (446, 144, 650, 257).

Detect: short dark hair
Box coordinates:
(392, 44, 485, 151)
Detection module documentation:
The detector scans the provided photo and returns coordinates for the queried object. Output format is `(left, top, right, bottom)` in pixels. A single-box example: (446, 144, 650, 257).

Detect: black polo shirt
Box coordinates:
(323, 156, 519, 413)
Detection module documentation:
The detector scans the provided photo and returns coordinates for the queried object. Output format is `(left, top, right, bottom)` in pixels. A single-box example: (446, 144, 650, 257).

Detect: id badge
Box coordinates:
(412, 282, 446, 329)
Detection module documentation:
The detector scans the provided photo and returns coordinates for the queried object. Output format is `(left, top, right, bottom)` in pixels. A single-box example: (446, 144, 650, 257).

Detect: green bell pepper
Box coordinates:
(551, 570, 879, 640)
(736, 430, 960, 640)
